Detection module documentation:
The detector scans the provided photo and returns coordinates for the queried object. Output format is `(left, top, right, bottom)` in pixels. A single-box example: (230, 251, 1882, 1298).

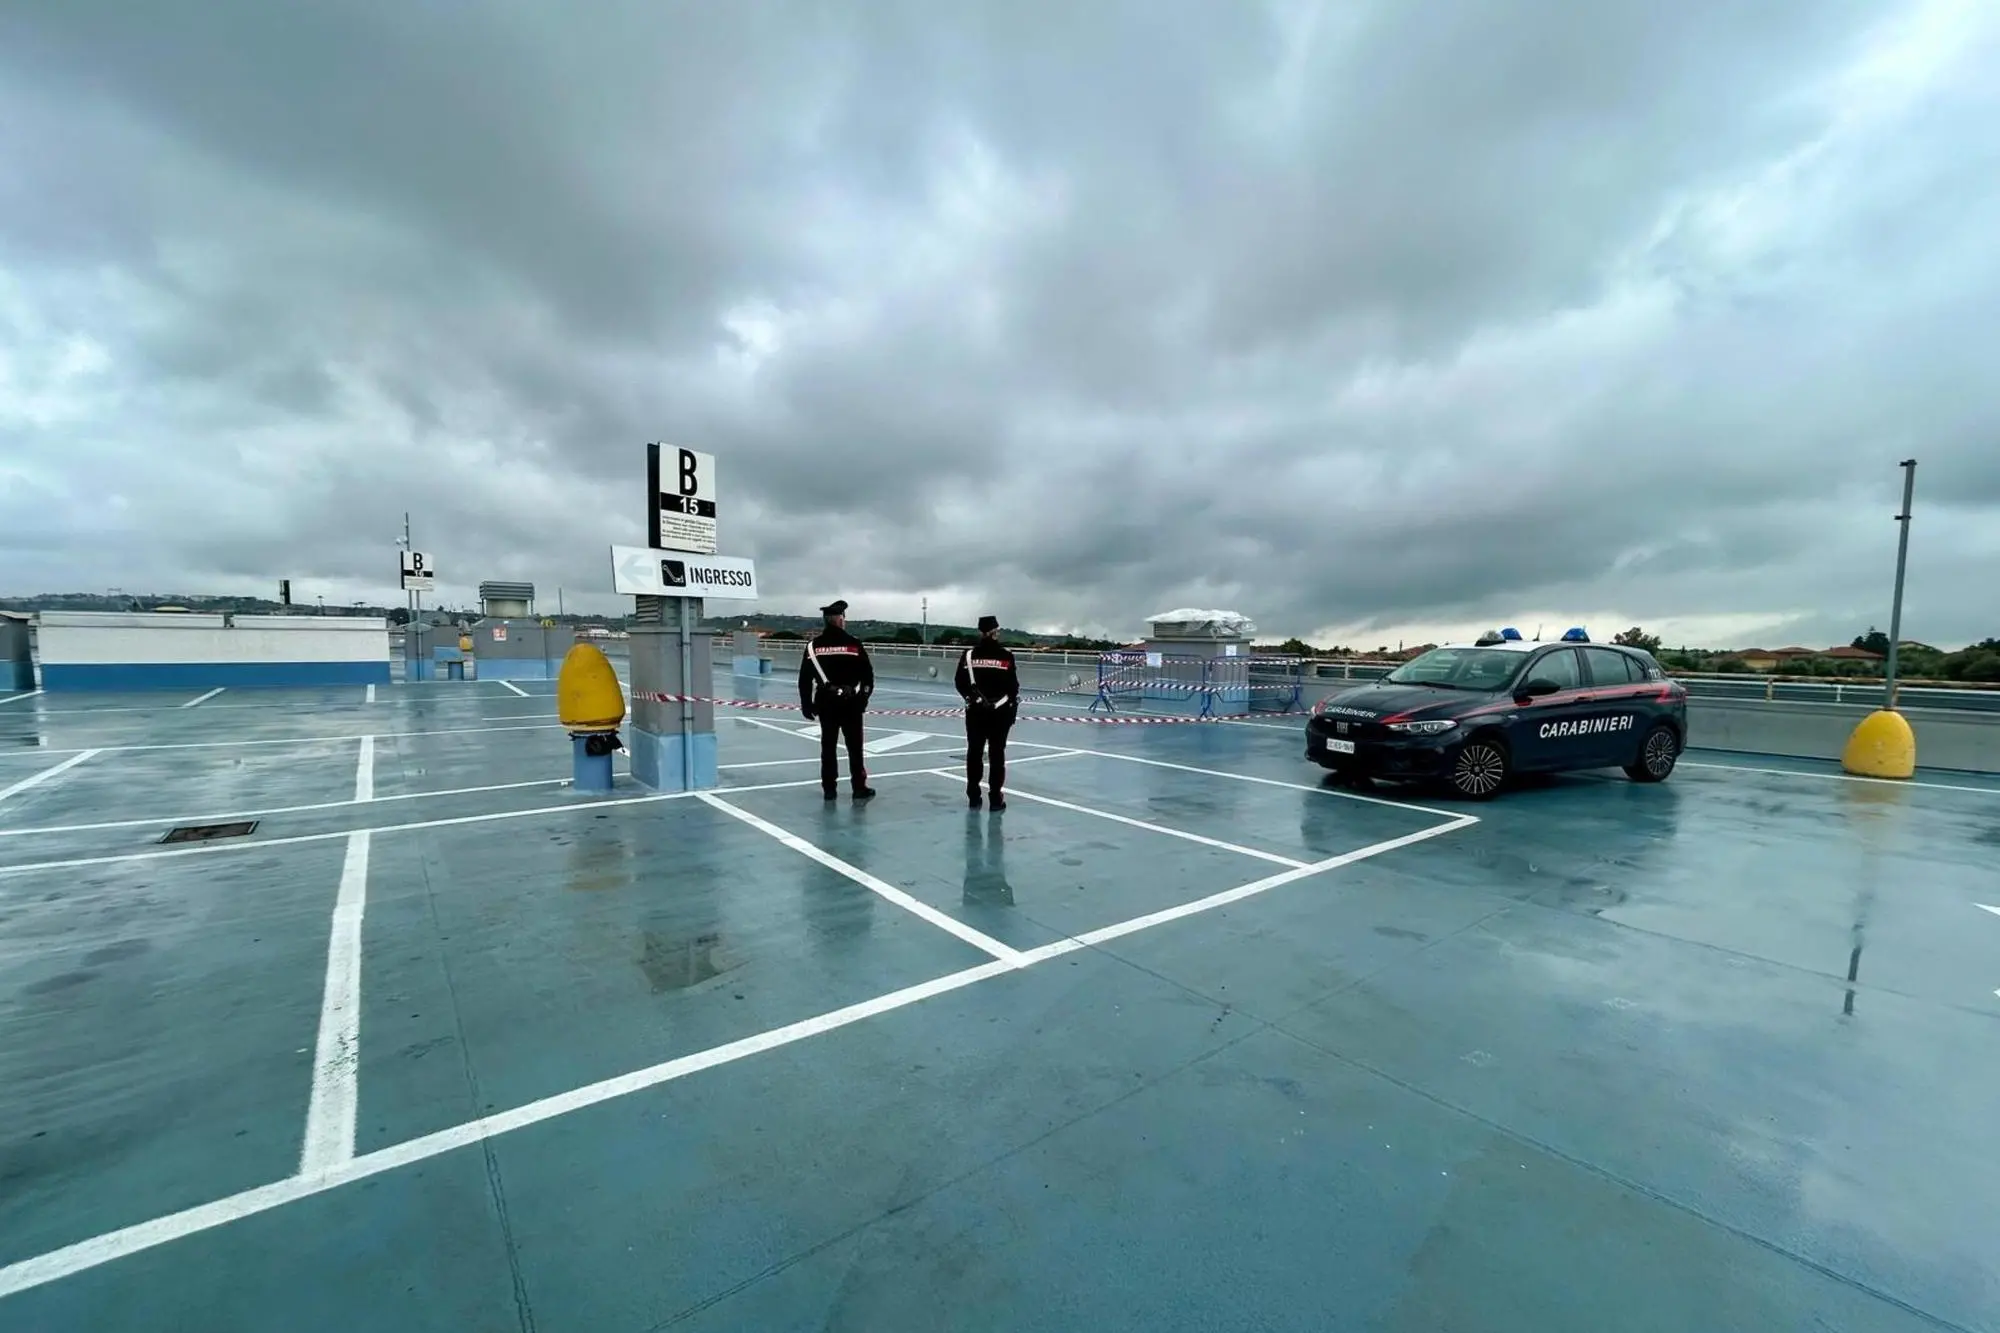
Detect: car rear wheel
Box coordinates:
(1447, 737, 1508, 800)
(1625, 724, 1680, 782)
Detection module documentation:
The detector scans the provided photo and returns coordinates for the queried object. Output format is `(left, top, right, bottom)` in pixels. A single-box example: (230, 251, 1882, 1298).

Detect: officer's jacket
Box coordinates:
(954, 640, 1020, 712)
(799, 628, 875, 710)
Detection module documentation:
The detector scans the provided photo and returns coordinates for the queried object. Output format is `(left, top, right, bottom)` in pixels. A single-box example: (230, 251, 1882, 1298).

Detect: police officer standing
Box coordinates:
(800, 600, 876, 801)
(955, 615, 1019, 810)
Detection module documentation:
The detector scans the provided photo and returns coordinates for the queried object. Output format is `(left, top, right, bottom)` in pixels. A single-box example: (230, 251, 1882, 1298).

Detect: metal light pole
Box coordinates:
(1883, 459, 1916, 710)
(1842, 457, 1920, 778)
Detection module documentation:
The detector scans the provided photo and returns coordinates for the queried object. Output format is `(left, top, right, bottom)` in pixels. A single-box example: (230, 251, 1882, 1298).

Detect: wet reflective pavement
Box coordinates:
(1, 679, 1996, 1331)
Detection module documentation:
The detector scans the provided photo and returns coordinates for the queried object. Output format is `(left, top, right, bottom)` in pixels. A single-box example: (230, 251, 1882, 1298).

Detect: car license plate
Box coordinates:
(1325, 738, 1355, 754)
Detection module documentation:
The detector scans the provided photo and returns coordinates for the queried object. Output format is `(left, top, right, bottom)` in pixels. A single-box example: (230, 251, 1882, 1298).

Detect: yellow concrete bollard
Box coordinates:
(1841, 709, 1915, 779)
(558, 642, 626, 734)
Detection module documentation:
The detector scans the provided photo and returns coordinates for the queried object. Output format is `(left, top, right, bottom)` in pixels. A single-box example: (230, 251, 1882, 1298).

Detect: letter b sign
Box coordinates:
(677, 448, 699, 496)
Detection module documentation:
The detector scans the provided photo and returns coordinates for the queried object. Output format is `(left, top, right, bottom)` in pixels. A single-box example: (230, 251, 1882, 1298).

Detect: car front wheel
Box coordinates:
(1625, 724, 1680, 783)
(1447, 737, 1508, 800)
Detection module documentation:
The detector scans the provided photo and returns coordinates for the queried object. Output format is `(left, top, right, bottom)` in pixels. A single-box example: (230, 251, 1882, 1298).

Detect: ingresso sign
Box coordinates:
(609, 544, 758, 601)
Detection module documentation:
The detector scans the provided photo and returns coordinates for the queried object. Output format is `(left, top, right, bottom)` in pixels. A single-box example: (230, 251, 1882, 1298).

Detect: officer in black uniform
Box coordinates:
(799, 599, 876, 800)
(954, 614, 1019, 810)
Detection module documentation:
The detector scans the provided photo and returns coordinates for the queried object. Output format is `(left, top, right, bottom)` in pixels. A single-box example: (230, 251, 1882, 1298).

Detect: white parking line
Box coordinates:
(300, 737, 374, 1174)
(698, 793, 1027, 965)
(0, 760, 1086, 876)
(865, 731, 936, 754)
(0, 689, 42, 706)
(1017, 814, 1480, 964)
(1060, 747, 1469, 820)
(181, 688, 226, 708)
(720, 747, 966, 771)
(941, 775, 1306, 868)
(365, 684, 376, 704)
(0, 750, 1065, 844)
(0, 796, 1479, 1301)
(31, 721, 567, 756)
(1680, 759, 2000, 796)
(498, 681, 530, 698)
(735, 717, 807, 738)
(0, 750, 100, 807)
(0, 776, 569, 839)
(0, 956, 1019, 1301)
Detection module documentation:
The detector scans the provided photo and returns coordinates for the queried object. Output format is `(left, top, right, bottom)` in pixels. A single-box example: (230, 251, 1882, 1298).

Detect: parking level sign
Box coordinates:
(648, 443, 718, 554)
(400, 550, 435, 591)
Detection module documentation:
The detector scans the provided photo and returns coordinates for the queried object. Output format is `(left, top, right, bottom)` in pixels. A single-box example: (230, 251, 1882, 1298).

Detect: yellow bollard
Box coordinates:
(1841, 708, 1915, 779)
(558, 642, 626, 734)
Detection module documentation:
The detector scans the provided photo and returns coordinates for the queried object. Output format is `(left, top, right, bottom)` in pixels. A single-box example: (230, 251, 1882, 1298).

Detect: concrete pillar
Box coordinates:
(0, 615, 32, 691)
(628, 596, 718, 792)
(731, 628, 764, 678)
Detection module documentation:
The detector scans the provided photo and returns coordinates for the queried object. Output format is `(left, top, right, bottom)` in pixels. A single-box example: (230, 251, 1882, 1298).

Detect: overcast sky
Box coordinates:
(3, 1, 1996, 649)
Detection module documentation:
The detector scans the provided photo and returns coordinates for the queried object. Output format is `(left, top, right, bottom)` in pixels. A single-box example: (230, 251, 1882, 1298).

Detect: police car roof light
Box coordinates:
(1561, 626, 1590, 642)
(1475, 630, 1503, 646)
(1499, 627, 1522, 640)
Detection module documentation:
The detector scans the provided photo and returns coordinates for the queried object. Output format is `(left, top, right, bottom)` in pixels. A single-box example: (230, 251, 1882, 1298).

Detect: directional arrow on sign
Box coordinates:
(617, 549, 654, 587)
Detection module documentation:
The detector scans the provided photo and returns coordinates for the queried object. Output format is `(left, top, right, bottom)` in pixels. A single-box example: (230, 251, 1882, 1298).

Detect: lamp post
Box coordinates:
(1882, 458, 1916, 710)
(1840, 459, 1918, 778)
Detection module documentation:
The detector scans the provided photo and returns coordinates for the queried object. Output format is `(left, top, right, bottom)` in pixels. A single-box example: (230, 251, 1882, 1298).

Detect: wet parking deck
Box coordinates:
(1, 678, 1997, 1331)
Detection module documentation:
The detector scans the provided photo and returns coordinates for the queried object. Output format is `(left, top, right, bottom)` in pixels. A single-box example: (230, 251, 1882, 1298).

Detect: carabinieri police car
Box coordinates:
(1304, 627, 1688, 799)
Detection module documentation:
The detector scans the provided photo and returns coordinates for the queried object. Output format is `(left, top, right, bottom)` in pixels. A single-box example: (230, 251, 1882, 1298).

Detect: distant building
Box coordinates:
(1730, 647, 1815, 671)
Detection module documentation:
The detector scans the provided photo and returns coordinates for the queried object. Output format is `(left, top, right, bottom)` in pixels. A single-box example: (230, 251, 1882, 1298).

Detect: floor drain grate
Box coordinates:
(159, 820, 259, 845)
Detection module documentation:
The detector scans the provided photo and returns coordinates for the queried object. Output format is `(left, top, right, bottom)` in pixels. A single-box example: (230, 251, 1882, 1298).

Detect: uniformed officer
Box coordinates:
(954, 615, 1019, 810)
(799, 599, 876, 800)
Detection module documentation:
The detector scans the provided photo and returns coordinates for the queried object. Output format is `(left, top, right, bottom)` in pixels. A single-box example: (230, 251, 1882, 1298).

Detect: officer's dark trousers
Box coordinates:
(965, 707, 1014, 796)
(819, 707, 867, 793)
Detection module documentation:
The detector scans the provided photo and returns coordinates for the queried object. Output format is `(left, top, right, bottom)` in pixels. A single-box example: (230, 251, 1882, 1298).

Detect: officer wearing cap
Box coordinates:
(954, 615, 1019, 810)
(800, 599, 876, 800)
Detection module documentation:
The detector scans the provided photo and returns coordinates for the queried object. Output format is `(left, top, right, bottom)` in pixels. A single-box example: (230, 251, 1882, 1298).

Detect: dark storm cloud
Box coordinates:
(3, 0, 1997, 648)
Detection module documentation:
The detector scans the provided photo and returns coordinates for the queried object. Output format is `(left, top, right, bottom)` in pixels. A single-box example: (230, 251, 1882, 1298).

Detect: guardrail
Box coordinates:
(686, 638, 2000, 717)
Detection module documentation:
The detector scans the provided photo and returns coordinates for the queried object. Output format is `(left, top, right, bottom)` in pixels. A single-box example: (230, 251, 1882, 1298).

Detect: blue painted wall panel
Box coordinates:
(629, 729, 719, 792)
(40, 661, 392, 692)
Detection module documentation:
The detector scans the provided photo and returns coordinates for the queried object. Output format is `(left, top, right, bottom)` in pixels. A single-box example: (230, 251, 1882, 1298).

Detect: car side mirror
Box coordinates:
(1514, 677, 1561, 703)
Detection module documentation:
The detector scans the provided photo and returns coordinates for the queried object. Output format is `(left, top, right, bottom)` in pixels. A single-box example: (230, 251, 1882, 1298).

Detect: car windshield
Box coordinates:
(1382, 647, 1523, 690)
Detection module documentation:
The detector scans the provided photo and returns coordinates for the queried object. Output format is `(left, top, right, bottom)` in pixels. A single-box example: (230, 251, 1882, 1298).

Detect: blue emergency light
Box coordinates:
(1499, 627, 1522, 640)
(1561, 626, 1590, 642)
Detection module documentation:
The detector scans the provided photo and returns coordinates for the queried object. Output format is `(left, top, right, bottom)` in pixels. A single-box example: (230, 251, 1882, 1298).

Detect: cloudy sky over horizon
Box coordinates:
(3, 1, 1997, 649)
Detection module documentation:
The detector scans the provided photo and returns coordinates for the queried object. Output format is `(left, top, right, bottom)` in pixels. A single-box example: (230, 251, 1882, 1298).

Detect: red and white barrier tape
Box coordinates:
(634, 692, 1306, 726)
